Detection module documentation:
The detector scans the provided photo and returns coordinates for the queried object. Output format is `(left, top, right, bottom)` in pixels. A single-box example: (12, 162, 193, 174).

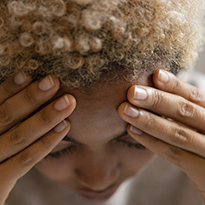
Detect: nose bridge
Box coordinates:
(75, 151, 120, 191)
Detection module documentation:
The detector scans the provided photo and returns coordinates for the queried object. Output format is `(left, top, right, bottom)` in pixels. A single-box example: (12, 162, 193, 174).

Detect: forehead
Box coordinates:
(61, 69, 152, 111)
(57, 71, 153, 145)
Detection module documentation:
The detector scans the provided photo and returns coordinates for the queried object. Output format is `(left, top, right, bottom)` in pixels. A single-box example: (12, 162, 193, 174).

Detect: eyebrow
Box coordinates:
(62, 130, 128, 143)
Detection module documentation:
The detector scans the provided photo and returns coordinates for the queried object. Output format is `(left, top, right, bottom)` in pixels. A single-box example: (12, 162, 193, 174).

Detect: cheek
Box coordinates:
(35, 157, 75, 183)
(118, 149, 155, 173)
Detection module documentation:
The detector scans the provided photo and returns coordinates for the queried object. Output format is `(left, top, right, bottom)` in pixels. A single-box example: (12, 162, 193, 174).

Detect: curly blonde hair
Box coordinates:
(0, 0, 204, 88)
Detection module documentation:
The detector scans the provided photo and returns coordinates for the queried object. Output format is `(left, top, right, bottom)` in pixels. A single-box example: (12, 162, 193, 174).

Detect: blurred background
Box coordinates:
(195, 49, 205, 73)
(178, 47, 205, 92)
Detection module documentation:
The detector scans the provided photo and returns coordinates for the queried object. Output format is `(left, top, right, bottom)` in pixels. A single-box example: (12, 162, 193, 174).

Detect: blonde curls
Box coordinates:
(0, 17, 4, 29)
(19, 20, 32, 32)
(19, 32, 34, 47)
(7, 43, 23, 58)
(65, 53, 84, 69)
(27, 59, 39, 70)
(89, 37, 102, 52)
(0, 0, 204, 88)
(73, 0, 94, 6)
(0, 54, 11, 66)
(35, 39, 51, 55)
(62, 37, 73, 52)
(48, 0, 66, 17)
(82, 11, 102, 31)
(74, 35, 90, 55)
(8, 1, 36, 16)
(41, 0, 50, 6)
(32, 21, 48, 35)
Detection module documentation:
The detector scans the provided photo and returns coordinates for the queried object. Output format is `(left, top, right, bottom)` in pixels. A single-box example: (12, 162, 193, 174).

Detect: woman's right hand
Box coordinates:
(0, 72, 76, 204)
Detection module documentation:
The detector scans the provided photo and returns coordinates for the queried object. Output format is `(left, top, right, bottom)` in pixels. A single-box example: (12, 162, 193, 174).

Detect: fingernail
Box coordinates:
(124, 104, 139, 118)
(14, 71, 27, 85)
(54, 95, 70, 111)
(134, 86, 147, 100)
(130, 125, 143, 135)
(38, 75, 55, 91)
(158, 70, 169, 83)
(54, 120, 68, 133)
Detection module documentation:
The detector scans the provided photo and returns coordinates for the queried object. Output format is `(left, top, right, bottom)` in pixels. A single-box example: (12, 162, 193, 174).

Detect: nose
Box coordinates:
(74, 154, 120, 191)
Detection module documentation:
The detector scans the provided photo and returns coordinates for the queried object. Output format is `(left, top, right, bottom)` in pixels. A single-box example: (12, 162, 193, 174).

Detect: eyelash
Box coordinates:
(45, 146, 75, 159)
(46, 139, 146, 159)
(117, 140, 146, 150)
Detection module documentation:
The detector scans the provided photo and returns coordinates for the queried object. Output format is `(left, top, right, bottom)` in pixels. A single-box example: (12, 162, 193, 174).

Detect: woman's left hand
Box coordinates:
(118, 69, 205, 201)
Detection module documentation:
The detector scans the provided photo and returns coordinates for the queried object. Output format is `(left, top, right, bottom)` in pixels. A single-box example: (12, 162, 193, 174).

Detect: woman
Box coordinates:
(0, 0, 205, 204)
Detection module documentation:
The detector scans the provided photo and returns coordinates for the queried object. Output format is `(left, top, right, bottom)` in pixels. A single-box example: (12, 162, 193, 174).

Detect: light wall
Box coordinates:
(195, 49, 205, 73)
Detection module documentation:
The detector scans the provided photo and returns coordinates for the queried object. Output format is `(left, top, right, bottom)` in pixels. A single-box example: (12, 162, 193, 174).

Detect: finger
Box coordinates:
(126, 85, 205, 132)
(0, 75, 60, 134)
(126, 125, 205, 191)
(0, 94, 76, 163)
(0, 119, 70, 198)
(0, 71, 32, 105)
(118, 102, 205, 158)
(152, 69, 205, 107)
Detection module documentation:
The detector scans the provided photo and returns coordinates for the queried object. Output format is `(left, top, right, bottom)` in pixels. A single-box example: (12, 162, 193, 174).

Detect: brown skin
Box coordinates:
(35, 74, 154, 199)
(0, 69, 205, 204)
(118, 69, 205, 202)
(0, 73, 76, 204)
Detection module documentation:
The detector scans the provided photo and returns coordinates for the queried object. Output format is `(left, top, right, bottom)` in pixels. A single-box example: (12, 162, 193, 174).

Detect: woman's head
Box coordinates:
(0, 0, 204, 89)
(0, 0, 204, 202)
(36, 78, 155, 202)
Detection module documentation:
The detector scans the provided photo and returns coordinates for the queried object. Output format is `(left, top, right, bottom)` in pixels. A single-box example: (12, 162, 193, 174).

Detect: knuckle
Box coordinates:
(1, 80, 15, 96)
(189, 87, 204, 102)
(172, 78, 181, 92)
(165, 146, 184, 168)
(0, 103, 14, 126)
(24, 86, 40, 105)
(172, 128, 190, 144)
(8, 128, 24, 145)
(39, 137, 52, 148)
(38, 108, 53, 125)
(150, 90, 163, 108)
(147, 137, 160, 150)
(177, 100, 195, 118)
(17, 151, 33, 166)
(141, 112, 155, 128)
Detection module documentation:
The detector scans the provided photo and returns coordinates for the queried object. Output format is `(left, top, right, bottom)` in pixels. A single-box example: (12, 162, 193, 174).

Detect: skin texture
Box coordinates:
(118, 69, 205, 201)
(0, 1, 204, 204)
(0, 73, 76, 204)
(1, 69, 205, 204)
(34, 73, 154, 201)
